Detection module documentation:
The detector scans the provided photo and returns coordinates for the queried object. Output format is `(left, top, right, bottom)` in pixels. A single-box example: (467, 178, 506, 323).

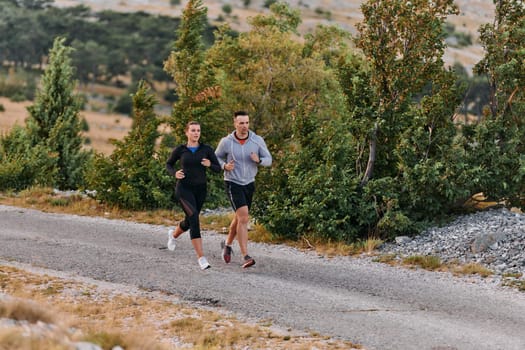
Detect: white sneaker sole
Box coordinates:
(167, 229, 176, 251)
(198, 257, 211, 270)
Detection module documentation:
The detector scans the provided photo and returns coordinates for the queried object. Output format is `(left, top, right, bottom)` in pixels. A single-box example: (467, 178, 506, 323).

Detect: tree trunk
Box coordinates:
(360, 124, 377, 186)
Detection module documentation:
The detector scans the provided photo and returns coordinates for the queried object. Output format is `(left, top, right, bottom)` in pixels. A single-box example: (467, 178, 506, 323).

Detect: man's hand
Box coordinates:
(250, 152, 260, 164)
(224, 160, 235, 171)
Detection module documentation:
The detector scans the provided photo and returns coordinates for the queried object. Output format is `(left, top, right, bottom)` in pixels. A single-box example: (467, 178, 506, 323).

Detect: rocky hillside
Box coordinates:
(54, 0, 495, 73)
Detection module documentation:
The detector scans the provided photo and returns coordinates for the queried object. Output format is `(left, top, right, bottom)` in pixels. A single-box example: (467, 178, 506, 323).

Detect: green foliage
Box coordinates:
(207, 5, 341, 147)
(252, 93, 361, 242)
(163, 0, 228, 208)
(469, 0, 525, 209)
(355, 0, 459, 185)
(0, 126, 57, 191)
(113, 91, 133, 115)
(26, 37, 91, 190)
(0, 37, 89, 191)
(164, 0, 227, 147)
(221, 4, 232, 15)
(1, 0, 519, 244)
(85, 81, 172, 209)
(250, 1, 301, 34)
(0, 2, 216, 87)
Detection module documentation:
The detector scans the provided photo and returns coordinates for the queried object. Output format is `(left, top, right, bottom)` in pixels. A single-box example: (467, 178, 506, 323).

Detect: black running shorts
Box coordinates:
(225, 181, 255, 211)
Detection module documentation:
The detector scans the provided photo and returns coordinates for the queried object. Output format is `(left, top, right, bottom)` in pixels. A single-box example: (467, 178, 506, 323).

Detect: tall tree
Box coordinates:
(164, 0, 224, 145)
(26, 36, 90, 189)
(468, 0, 525, 208)
(207, 2, 346, 146)
(85, 81, 172, 209)
(355, 0, 458, 185)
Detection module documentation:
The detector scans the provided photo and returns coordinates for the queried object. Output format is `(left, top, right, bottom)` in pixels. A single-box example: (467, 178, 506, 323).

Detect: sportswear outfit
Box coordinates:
(166, 143, 221, 239)
(215, 130, 272, 209)
(215, 130, 272, 267)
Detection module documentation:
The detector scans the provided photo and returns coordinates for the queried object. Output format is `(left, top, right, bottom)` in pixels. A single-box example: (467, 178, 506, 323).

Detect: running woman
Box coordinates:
(166, 121, 221, 270)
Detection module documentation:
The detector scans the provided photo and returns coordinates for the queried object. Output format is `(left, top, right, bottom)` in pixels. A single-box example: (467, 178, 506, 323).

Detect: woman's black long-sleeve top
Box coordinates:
(166, 144, 221, 186)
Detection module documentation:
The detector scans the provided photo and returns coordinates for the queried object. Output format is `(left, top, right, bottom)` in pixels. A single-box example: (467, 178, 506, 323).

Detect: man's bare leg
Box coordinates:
(225, 215, 238, 246)
(234, 206, 250, 257)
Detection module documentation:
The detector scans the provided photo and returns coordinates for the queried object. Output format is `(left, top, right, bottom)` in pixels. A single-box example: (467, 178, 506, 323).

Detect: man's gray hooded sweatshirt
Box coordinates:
(215, 130, 272, 185)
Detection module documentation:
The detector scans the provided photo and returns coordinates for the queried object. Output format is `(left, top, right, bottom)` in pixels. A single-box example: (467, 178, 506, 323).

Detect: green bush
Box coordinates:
(113, 92, 133, 115)
(0, 126, 57, 191)
(86, 82, 173, 210)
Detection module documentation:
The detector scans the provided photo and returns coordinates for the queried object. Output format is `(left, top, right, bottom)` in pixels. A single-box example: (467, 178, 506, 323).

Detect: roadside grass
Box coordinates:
(0, 328, 71, 350)
(374, 254, 499, 279)
(0, 265, 361, 349)
(501, 272, 525, 291)
(0, 187, 179, 227)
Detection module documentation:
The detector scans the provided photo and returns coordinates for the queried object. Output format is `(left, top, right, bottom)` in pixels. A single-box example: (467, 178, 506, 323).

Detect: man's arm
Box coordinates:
(257, 137, 272, 167)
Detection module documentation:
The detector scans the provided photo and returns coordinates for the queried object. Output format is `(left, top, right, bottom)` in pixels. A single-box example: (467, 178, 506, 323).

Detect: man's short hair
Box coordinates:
(234, 110, 248, 118)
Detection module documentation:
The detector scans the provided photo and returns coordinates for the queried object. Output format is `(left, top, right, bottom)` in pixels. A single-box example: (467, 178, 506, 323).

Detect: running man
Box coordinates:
(215, 111, 272, 268)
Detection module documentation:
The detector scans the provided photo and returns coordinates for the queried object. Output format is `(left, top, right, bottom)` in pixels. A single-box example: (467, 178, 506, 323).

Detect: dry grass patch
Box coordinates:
(0, 264, 362, 349)
(402, 255, 444, 271)
(451, 262, 493, 277)
(288, 234, 383, 258)
(397, 255, 495, 277)
(0, 328, 72, 350)
(502, 279, 525, 292)
(373, 253, 516, 288)
(0, 187, 180, 227)
(200, 212, 235, 233)
(247, 223, 383, 258)
(0, 299, 58, 325)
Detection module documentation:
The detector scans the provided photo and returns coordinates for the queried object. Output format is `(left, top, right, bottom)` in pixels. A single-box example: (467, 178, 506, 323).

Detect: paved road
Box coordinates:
(1, 204, 524, 350)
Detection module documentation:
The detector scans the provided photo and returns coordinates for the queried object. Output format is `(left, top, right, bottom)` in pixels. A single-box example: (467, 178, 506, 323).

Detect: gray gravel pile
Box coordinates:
(378, 208, 525, 276)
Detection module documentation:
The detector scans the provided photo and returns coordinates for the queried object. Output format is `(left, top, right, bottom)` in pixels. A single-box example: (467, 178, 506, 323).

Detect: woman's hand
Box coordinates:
(201, 158, 211, 167)
(175, 170, 185, 179)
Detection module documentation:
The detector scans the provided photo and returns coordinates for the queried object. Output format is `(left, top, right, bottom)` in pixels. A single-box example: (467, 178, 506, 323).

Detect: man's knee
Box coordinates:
(236, 207, 250, 224)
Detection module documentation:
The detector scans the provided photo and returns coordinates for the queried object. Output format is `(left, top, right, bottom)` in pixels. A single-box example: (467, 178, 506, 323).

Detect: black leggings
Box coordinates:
(175, 183, 207, 240)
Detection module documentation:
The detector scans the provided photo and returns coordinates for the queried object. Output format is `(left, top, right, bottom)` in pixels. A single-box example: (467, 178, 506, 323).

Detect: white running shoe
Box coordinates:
(198, 256, 211, 270)
(167, 229, 177, 251)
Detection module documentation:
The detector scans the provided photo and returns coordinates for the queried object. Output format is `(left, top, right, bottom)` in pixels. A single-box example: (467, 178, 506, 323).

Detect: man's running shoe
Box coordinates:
(242, 255, 255, 268)
(167, 229, 177, 251)
(198, 256, 211, 270)
(221, 240, 233, 263)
